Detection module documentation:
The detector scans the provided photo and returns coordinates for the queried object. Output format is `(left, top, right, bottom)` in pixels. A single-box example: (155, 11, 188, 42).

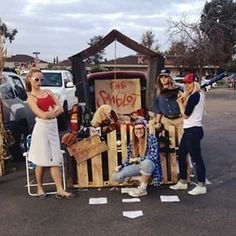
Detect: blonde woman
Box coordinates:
(153, 69, 183, 134)
(112, 119, 162, 197)
(25, 69, 75, 199)
(170, 73, 207, 195)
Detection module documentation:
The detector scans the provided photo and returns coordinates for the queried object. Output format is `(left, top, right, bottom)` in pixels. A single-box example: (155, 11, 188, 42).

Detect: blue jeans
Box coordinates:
(112, 159, 155, 183)
(178, 127, 206, 183)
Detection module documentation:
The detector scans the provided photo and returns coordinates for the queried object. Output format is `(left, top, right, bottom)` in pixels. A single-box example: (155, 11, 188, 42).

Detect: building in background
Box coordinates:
(4, 54, 218, 78)
(5, 54, 48, 72)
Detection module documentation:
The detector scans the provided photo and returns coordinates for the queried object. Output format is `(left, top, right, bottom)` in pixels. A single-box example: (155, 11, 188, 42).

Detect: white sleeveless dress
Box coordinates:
(28, 117, 63, 166)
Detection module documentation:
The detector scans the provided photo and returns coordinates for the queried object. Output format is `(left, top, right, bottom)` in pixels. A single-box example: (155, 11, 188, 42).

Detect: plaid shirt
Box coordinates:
(123, 134, 162, 186)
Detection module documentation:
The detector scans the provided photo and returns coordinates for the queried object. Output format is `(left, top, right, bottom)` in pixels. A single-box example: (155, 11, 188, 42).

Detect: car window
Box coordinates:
(64, 72, 74, 88)
(173, 76, 184, 83)
(63, 72, 70, 85)
(10, 75, 28, 101)
(66, 72, 73, 83)
(0, 77, 15, 99)
(41, 72, 62, 87)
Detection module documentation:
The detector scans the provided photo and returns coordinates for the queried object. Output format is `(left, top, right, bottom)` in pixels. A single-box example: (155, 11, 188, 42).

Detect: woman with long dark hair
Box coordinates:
(112, 119, 162, 197)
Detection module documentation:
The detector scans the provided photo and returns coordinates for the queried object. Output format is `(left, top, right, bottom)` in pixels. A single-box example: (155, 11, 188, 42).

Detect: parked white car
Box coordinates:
(201, 79, 212, 91)
(173, 75, 184, 83)
(173, 75, 212, 91)
(40, 70, 77, 129)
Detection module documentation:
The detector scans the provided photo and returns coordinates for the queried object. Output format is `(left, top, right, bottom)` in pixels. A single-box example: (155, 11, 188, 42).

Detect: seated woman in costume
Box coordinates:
(112, 119, 162, 197)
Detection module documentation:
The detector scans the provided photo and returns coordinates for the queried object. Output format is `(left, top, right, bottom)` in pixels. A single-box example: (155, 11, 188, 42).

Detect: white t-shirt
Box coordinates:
(183, 91, 205, 129)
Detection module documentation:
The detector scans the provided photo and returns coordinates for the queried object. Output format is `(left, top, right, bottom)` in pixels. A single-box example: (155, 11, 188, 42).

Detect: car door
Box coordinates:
(9, 75, 35, 130)
(0, 76, 17, 123)
(63, 71, 77, 110)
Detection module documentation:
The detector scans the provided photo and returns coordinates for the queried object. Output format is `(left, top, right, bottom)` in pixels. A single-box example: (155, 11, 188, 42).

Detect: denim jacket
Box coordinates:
(153, 87, 181, 116)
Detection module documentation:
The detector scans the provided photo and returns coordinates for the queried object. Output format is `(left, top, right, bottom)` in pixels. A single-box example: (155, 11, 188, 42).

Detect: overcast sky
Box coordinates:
(1, 0, 206, 62)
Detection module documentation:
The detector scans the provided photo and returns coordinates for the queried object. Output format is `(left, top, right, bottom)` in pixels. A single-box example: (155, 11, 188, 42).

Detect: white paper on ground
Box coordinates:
(160, 195, 180, 202)
(122, 198, 141, 203)
(123, 210, 143, 219)
(89, 197, 107, 205)
(121, 187, 137, 194)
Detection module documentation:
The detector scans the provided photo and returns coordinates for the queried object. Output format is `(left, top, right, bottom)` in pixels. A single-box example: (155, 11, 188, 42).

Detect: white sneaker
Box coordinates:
(188, 185, 207, 195)
(169, 181, 188, 190)
(128, 187, 147, 197)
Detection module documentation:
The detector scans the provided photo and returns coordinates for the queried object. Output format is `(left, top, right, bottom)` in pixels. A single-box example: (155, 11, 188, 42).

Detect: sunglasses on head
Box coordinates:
(32, 77, 44, 82)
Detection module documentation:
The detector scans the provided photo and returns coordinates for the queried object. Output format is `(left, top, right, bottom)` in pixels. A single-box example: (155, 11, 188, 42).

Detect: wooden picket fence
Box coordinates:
(0, 160, 4, 176)
(69, 120, 187, 188)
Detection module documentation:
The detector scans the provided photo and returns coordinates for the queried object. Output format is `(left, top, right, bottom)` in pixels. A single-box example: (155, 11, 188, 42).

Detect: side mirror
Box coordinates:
(65, 81, 74, 88)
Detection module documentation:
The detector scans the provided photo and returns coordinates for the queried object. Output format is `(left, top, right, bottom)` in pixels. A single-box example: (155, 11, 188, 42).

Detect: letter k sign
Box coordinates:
(138, 56, 144, 64)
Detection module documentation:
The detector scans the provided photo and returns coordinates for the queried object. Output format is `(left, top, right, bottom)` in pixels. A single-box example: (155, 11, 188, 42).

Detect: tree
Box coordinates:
(0, 37, 6, 73)
(140, 30, 160, 53)
(0, 18, 17, 43)
(141, 30, 155, 49)
(200, 0, 236, 64)
(168, 16, 210, 79)
(1, 18, 17, 75)
(168, 0, 236, 77)
(167, 41, 188, 56)
(225, 59, 236, 72)
(165, 40, 190, 69)
(86, 35, 105, 65)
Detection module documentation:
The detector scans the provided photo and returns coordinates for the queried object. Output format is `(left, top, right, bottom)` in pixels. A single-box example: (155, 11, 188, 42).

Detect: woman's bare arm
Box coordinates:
(45, 89, 64, 116)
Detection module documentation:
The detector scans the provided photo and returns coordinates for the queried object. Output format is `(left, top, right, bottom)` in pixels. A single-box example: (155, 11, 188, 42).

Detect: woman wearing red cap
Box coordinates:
(169, 73, 207, 195)
(112, 119, 162, 197)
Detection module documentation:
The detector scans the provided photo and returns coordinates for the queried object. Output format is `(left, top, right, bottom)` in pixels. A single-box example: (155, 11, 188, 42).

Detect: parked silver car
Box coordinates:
(0, 72, 35, 160)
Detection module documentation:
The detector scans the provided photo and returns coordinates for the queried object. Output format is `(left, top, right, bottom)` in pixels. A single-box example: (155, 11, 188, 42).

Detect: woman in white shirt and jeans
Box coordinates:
(169, 73, 207, 195)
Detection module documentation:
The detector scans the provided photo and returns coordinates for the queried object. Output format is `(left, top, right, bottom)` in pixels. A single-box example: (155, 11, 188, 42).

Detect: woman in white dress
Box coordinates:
(26, 69, 75, 199)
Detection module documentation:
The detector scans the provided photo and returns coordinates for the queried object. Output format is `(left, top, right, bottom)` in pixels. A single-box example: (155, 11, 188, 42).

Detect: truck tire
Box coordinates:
(10, 120, 29, 162)
(58, 102, 69, 131)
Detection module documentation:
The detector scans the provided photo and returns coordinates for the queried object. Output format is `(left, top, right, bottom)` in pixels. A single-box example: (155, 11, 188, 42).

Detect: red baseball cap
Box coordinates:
(183, 73, 198, 83)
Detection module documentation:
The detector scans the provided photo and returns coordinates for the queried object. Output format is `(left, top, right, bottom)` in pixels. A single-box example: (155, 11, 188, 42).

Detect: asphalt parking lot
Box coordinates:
(0, 88, 236, 236)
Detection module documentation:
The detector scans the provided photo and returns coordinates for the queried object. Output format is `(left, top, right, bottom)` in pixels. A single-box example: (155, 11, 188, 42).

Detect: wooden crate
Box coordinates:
(71, 121, 185, 188)
(149, 120, 183, 184)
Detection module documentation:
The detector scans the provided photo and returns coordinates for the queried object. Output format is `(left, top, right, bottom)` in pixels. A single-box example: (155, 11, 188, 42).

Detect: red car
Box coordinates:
(227, 73, 236, 88)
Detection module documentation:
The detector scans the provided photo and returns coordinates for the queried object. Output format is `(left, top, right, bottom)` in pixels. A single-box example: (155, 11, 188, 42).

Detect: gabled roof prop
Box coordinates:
(69, 29, 164, 110)
(71, 29, 159, 59)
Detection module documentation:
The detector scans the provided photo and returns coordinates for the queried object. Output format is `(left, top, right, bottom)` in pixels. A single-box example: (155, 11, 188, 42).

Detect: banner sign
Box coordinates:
(95, 79, 141, 114)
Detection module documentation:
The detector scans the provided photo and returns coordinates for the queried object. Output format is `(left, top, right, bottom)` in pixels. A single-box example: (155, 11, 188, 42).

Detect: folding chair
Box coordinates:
(23, 134, 66, 196)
